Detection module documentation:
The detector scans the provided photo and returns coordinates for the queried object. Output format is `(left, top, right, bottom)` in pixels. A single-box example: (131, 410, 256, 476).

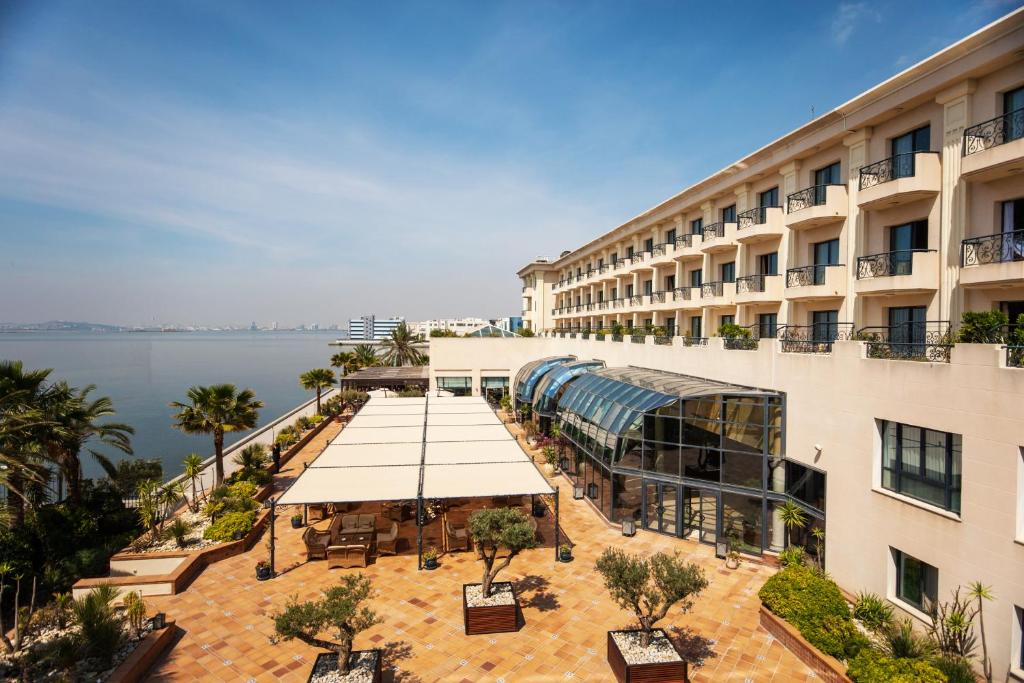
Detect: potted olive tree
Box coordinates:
(595, 548, 709, 683)
(273, 574, 383, 682)
(463, 507, 537, 634)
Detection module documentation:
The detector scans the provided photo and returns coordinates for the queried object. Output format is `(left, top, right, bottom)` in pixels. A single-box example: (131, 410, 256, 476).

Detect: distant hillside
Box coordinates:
(0, 320, 126, 332)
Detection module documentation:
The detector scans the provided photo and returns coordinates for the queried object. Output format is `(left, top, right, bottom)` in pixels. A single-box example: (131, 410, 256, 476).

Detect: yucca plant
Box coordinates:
(166, 518, 192, 548)
(122, 591, 147, 639)
(182, 452, 207, 512)
(72, 585, 123, 667)
(853, 591, 893, 633)
(881, 618, 937, 660)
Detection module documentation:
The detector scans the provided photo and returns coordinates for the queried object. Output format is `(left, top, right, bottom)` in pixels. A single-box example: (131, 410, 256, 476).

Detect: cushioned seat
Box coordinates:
(327, 544, 368, 569)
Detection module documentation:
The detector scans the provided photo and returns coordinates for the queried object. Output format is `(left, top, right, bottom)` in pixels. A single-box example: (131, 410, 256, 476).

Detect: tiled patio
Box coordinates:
(145, 418, 816, 682)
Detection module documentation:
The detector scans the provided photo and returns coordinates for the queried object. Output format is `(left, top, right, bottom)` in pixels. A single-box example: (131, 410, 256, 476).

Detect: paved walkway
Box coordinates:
(145, 415, 816, 682)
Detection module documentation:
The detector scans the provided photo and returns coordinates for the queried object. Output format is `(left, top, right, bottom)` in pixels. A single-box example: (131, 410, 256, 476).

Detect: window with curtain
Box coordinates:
(892, 548, 938, 611)
(880, 420, 961, 513)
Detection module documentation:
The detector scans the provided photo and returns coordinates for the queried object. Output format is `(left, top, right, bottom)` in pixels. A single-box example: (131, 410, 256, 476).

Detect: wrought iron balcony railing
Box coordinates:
(611, 333, 624, 342)
(778, 323, 855, 354)
(650, 291, 667, 304)
(961, 230, 1024, 266)
(595, 333, 606, 341)
(736, 274, 774, 294)
(630, 334, 645, 344)
(614, 259, 626, 269)
(856, 321, 953, 363)
(675, 234, 694, 249)
(963, 107, 1024, 156)
(630, 295, 643, 306)
(786, 264, 844, 287)
(1006, 345, 1023, 368)
(703, 222, 725, 240)
(723, 335, 758, 350)
(680, 336, 708, 347)
(856, 249, 932, 279)
(737, 206, 778, 229)
(858, 151, 937, 190)
(652, 243, 667, 257)
(633, 251, 648, 263)
(581, 332, 590, 339)
(673, 286, 698, 301)
(600, 264, 611, 273)
(654, 336, 672, 345)
(597, 301, 607, 310)
(701, 281, 725, 297)
(786, 184, 843, 213)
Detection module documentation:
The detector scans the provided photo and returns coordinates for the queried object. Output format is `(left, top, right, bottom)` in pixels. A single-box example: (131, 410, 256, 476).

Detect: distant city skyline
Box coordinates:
(0, 1, 1013, 326)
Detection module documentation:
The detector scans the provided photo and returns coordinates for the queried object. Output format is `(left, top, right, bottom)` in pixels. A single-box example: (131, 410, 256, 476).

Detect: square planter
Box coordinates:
(306, 650, 382, 683)
(607, 629, 688, 683)
(462, 582, 519, 635)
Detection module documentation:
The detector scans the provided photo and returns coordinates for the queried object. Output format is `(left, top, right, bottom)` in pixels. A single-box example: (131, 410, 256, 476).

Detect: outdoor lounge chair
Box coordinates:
(339, 514, 360, 533)
(445, 520, 469, 551)
(303, 527, 332, 561)
(327, 544, 368, 569)
(356, 514, 376, 532)
(376, 521, 399, 556)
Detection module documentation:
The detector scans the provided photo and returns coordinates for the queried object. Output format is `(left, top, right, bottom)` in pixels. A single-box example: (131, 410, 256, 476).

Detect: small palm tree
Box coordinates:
(352, 344, 380, 370)
(778, 500, 807, 545)
(967, 581, 994, 682)
(330, 351, 354, 383)
(300, 369, 336, 414)
(182, 452, 206, 512)
(380, 323, 424, 367)
(170, 385, 263, 488)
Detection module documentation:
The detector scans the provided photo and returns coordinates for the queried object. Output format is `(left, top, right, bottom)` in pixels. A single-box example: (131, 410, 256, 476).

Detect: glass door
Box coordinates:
(812, 310, 839, 344)
(889, 221, 927, 274)
(889, 306, 927, 353)
(698, 490, 718, 544)
(1001, 198, 1024, 262)
(1004, 86, 1024, 142)
(643, 482, 679, 536)
(891, 125, 930, 178)
(813, 239, 840, 284)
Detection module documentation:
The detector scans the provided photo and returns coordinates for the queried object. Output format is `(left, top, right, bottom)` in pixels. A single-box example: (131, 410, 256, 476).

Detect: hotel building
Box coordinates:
(432, 11, 1024, 679)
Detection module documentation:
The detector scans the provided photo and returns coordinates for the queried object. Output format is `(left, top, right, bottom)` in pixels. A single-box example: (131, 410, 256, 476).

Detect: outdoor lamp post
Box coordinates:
(264, 496, 277, 577)
(573, 484, 585, 500)
(621, 519, 636, 537)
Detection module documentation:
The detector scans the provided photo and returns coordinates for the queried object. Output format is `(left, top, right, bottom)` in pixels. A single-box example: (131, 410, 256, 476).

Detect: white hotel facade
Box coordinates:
(430, 12, 1024, 680)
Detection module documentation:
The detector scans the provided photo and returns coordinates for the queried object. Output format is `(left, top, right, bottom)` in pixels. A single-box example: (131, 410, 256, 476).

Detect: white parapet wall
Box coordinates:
(428, 336, 1024, 676)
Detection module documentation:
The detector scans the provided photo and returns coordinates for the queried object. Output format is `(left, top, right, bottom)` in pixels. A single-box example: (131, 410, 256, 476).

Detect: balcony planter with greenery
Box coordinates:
(273, 574, 382, 683)
(291, 514, 303, 529)
(595, 548, 708, 683)
(463, 508, 536, 635)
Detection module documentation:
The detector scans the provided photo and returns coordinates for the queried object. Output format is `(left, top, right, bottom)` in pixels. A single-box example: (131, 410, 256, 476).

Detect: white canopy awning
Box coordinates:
(424, 403, 495, 414)
(348, 413, 425, 428)
(277, 464, 419, 504)
(425, 424, 513, 442)
(424, 440, 530, 464)
(312, 442, 422, 468)
(333, 425, 424, 444)
(425, 412, 501, 426)
(422, 462, 553, 498)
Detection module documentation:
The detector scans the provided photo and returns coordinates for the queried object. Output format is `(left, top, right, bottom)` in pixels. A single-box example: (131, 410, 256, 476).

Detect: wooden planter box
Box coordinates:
(462, 582, 519, 635)
(306, 650, 382, 683)
(607, 629, 688, 683)
(107, 620, 180, 683)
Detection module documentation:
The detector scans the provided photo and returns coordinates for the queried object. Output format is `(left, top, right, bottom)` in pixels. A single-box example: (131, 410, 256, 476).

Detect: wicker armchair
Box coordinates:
(376, 521, 399, 556)
(303, 526, 332, 561)
(327, 544, 368, 569)
(445, 520, 469, 552)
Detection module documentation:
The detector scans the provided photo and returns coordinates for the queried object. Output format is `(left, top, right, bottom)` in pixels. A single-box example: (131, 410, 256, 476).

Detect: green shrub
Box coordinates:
(778, 546, 807, 568)
(758, 565, 863, 660)
(933, 655, 977, 683)
(846, 649, 944, 683)
(956, 310, 1008, 344)
(852, 592, 893, 633)
(203, 511, 256, 542)
(72, 585, 123, 668)
(717, 322, 751, 339)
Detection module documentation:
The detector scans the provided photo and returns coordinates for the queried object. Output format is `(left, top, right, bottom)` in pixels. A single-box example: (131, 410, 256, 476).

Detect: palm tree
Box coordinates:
(777, 500, 807, 547)
(170, 385, 263, 489)
(299, 368, 335, 414)
(45, 382, 134, 505)
(330, 351, 354, 383)
(352, 344, 379, 370)
(380, 323, 423, 367)
(967, 581, 994, 682)
(181, 453, 206, 513)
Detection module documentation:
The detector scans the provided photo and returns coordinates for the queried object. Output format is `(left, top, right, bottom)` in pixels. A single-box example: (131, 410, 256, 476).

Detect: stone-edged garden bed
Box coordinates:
(462, 582, 519, 635)
(106, 619, 181, 683)
(758, 606, 852, 683)
(306, 650, 382, 683)
(607, 629, 688, 683)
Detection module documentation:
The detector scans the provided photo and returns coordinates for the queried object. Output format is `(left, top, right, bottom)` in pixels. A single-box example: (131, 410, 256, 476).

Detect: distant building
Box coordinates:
(348, 315, 404, 340)
(410, 317, 489, 337)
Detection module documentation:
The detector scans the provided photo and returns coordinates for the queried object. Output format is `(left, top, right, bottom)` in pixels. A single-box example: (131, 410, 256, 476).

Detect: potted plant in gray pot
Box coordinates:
(595, 548, 709, 683)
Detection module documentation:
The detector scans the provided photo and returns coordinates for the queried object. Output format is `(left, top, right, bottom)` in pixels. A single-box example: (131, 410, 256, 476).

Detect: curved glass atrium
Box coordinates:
(530, 360, 605, 431)
(521, 363, 825, 559)
(513, 356, 575, 406)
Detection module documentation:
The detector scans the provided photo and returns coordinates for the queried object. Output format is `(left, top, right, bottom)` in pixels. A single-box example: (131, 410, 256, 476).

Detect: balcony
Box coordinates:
(648, 290, 669, 306)
(857, 321, 953, 363)
(785, 264, 848, 301)
(672, 286, 702, 309)
(854, 249, 939, 295)
(960, 230, 1024, 287)
(785, 184, 848, 229)
(700, 280, 736, 308)
(857, 152, 940, 210)
(734, 274, 783, 304)
(736, 207, 784, 243)
(962, 108, 1024, 182)
(650, 242, 674, 265)
(779, 323, 855, 354)
(629, 294, 644, 307)
(700, 222, 738, 253)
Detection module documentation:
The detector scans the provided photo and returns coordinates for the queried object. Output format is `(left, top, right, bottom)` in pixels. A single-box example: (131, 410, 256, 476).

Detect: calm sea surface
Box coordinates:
(0, 330, 342, 478)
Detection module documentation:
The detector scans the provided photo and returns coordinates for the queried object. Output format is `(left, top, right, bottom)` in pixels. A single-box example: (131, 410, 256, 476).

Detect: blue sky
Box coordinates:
(0, 0, 1016, 327)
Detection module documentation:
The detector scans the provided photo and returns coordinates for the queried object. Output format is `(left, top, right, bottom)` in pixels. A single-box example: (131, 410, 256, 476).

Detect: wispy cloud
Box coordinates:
(831, 2, 882, 45)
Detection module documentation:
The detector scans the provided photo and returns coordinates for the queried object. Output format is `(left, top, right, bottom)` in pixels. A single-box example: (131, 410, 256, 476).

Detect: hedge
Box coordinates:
(758, 564, 868, 660)
(846, 650, 945, 683)
(203, 511, 256, 542)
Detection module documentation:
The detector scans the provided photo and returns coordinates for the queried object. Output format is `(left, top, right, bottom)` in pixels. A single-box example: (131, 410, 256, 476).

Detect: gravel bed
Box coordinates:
(130, 511, 218, 554)
(0, 621, 155, 681)
(611, 630, 683, 665)
(465, 582, 515, 607)
(309, 651, 379, 683)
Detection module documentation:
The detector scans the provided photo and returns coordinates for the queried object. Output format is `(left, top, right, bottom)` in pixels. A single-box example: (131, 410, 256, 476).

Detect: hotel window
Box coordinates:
(611, 287, 618, 299)
(576, 267, 582, 277)
(721, 262, 736, 283)
(1005, 86, 1024, 142)
(880, 420, 961, 513)
(690, 218, 703, 235)
(689, 270, 702, 288)
(759, 187, 779, 208)
(891, 125, 931, 178)
(597, 291, 604, 303)
(598, 257, 604, 269)
(815, 161, 842, 186)
(665, 228, 676, 244)
(1013, 605, 1024, 673)
(758, 313, 777, 339)
(720, 314, 735, 327)
(759, 252, 778, 275)
(626, 246, 635, 259)
(644, 318, 653, 328)
(892, 548, 938, 611)
(643, 280, 653, 296)
(721, 205, 737, 223)
(665, 275, 675, 291)
(812, 310, 840, 344)
(666, 317, 675, 336)
(644, 238, 654, 252)
(690, 317, 702, 338)
(611, 252, 618, 264)
(625, 284, 633, 297)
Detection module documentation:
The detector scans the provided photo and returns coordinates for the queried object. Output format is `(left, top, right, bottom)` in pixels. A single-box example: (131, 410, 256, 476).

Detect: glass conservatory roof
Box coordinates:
(514, 356, 575, 403)
(532, 360, 605, 415)
(557, 366, 777, 437)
